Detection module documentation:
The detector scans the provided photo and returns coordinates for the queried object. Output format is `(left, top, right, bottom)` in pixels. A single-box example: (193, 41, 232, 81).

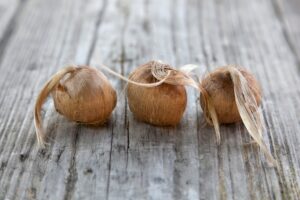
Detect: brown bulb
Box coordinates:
(52, 66, 117, 124)
(127, 61, 187, 126)
(34, 66, 117, 147)
(200, 67, 261, 124)
(198, 66, 278, 166)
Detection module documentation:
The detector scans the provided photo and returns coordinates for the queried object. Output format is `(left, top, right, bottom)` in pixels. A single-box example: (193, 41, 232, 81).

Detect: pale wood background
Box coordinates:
(0, 0, 300, 199)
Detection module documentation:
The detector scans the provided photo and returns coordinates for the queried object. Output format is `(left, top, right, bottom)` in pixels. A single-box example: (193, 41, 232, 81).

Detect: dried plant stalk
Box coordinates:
(100, 63, 171, 87)
(199, 84, 221, 144)
(227, 67, 277, 166)
(34, 66, 77, 148)
(100, 61, 199, 89)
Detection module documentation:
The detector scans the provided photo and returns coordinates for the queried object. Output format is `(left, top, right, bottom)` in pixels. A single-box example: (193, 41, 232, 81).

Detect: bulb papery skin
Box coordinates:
(52, 66, 117, 124)
(127, 61, 187, 126)
(200, 67, 262, 124)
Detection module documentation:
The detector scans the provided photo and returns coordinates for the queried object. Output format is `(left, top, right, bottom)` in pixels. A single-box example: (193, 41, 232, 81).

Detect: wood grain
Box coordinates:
(0, 0, 299, 199)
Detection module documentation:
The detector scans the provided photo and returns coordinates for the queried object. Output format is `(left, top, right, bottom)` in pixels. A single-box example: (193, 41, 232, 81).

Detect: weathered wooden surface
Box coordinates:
(0, 0, 300, 199)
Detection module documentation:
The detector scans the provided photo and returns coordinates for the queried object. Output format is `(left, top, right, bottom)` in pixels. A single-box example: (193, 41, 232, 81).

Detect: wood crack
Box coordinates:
(105, 0, 131, 197)
(55, 147, 65, 163)
(63, 127, 79, 200)
(105, 126, 114, 200)
(120, 35, 130, 168)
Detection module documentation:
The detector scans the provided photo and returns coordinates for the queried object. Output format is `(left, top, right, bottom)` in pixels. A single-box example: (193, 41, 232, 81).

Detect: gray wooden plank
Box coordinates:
(193, 1, 255, 199)
(100, 0, 201, 199)
(29, 0, 110, 199)
(69, 0, 125, 199)
(0, 0, 108, 199)
(204, 0, 300, 199)
(0, 0, 27, 139)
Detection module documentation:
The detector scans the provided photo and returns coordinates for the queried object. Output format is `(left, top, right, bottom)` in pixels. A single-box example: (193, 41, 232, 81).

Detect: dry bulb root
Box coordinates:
(199, 66, 277, 166)
(34, 65, 117, 148)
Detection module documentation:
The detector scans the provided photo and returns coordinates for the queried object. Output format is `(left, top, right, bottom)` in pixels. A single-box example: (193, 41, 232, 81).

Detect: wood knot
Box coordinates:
(19, 153, 28, 162)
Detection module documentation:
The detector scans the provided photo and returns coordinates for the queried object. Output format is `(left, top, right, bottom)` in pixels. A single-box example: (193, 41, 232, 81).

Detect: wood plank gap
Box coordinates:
(63, 126, 79, 200)
(105, 125, 114, 200)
